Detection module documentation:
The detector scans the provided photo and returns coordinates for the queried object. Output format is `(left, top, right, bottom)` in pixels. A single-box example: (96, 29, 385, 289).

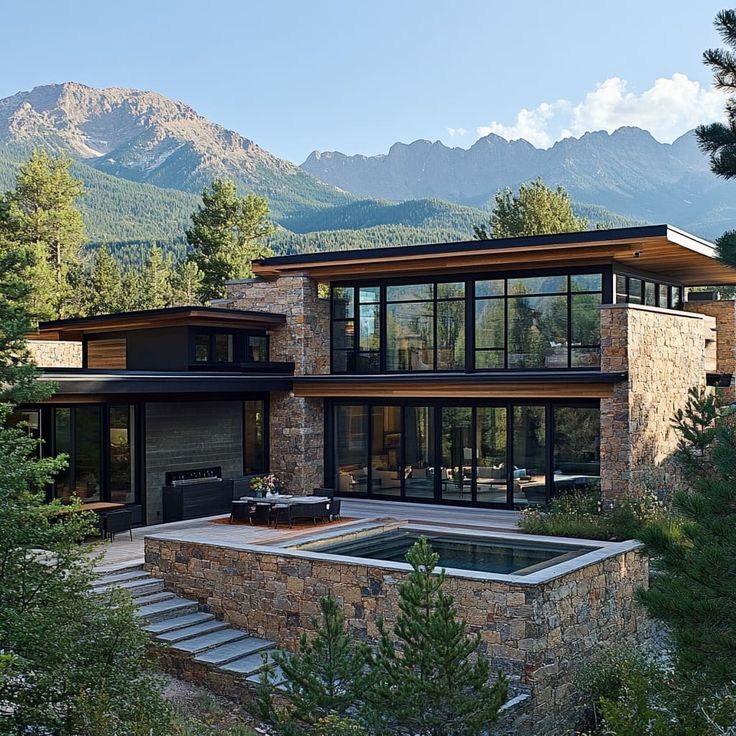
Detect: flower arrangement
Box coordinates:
(250, 473, 283, 497)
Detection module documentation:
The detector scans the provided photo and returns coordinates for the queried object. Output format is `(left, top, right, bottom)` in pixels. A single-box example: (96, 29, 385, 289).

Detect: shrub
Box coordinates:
(519, 484, 677, 542)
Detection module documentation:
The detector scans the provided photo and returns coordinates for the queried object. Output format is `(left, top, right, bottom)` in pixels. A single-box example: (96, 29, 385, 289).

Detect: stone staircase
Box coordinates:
(93, 566, 284, 685)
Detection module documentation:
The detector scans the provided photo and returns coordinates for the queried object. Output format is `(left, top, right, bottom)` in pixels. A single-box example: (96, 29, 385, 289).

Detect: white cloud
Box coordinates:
(470, 74, 726, 148)
(447, 127, 467, 137)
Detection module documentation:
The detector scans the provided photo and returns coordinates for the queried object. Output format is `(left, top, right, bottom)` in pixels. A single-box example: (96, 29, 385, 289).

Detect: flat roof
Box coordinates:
(32, 369, 293, 399)
(28, 306, 286, 341)
(251, 224, 736, 285)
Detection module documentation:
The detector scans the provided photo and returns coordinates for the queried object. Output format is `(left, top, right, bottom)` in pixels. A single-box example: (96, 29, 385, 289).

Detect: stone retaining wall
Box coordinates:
(145, 535, 649, 736)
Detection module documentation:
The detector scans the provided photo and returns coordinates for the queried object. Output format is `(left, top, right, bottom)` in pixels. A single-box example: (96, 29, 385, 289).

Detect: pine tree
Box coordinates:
(186, 179, 274, 301)
(1, 150, 86, 319)
(84, 245, 126, 316)
(473, 178, 588, 239)
(257, 595, 371, 735)
(138, 246, 175, 309)
(0, 228, 173, 734)
(366, 537, 508, 736)
(697, 10, 736, 180)
(0, 230, 52, 405)
(171, 259, 205, 306)
(638, 389, 736, 690)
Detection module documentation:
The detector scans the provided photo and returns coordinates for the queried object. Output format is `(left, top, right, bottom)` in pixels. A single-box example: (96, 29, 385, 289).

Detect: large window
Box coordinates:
(330, 401, 600, 508)
(109, 404, 136, 505)
(331, 271, 611, 373)
(477, 273, 601, 370)
(53, 406, 103, 502)
(53, 405, 139, 505)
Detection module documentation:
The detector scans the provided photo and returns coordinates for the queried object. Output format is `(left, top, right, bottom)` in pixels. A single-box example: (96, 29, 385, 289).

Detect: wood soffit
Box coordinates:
(253, 234, 736, 286)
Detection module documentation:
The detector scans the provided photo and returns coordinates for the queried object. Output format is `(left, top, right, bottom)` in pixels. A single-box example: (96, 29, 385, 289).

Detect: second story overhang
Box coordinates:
(33, 367, 294, 404)
(252, 224, 736, 286)
(292, 370, 627, 399)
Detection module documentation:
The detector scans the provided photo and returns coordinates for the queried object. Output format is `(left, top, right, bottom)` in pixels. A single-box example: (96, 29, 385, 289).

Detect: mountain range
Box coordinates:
(0, 82, 733, 255)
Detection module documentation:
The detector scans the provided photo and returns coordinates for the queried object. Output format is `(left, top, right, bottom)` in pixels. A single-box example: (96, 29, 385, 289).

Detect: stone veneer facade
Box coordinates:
(145, 534, 649, 736)
(685, 299, 736, 402)
(26, 340, 82, 368)
(226, 275, 329, 493)
(599, 304, 709, 501)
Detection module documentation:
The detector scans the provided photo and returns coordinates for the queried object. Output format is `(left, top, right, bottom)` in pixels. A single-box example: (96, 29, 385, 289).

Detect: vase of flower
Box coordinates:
(250, 473, 281, 498)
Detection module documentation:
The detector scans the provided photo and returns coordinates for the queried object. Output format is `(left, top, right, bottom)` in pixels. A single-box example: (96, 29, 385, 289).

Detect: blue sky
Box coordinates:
(0, 1, 729, 162)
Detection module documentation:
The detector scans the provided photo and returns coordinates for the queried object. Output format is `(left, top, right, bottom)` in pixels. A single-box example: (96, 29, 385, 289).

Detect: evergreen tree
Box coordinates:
(0, 231, 173, 734)
(366, 537, 507, 736)
(473, 178, 588, 239)
(0, 230, 50, 405)
(186, 179, 274, 301)
(0, 150, 86, 319)
(84, 244, 126, 315)
(638, 388, 736, 689)
(257, 595, 371, 735)
(138, 246, 175, 309)
(697, 10, 736, 180)
(171, 259, 205, 306)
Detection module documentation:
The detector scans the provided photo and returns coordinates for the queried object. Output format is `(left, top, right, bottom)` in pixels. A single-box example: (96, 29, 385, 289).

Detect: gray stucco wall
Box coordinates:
(144, 401, 244, 525)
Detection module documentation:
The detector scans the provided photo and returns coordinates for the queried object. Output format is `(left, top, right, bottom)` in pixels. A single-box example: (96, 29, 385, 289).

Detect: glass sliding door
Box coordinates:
(371, 405, 402, 496)
(403, 406, 436, 500)
(553, 406, 600, 494)
(54, 408, 72, 500)
(334, 405, 369, 494)
(72, 407, 103, 502)
(512, 405, 547, 506)
(440, 407, 472, 501)
(474, 407, 508, 504)
(109, 404, 136, 505)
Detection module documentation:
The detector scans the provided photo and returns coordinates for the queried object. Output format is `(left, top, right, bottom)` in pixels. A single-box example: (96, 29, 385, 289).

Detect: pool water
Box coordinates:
(310, 529, 589, 575)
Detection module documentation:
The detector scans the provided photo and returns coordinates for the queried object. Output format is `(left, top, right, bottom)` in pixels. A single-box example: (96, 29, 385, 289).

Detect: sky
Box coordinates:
(0, 1, 730, 163)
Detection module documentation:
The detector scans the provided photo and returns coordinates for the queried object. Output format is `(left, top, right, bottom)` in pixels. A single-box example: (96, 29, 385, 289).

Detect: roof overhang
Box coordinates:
(33, 370, 293, 400)
(293, 371, 626, 400)
(252, 225, 736, 286)
(28, 306, 286, 341)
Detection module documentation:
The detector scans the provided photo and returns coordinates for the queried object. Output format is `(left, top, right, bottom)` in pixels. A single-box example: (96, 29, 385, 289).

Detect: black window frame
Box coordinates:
(326, 398, 600, 509)
(330, 266, 613, 374)
(188, 327, 270, 368)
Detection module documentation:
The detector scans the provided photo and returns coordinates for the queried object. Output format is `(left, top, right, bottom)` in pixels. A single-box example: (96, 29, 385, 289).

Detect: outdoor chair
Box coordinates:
(229, 500, 256, 524)
(102, 510, 133, 542)
(270, 503, 291, 528)
(312, 487, 335, 499)
(328, 497, 341, 521)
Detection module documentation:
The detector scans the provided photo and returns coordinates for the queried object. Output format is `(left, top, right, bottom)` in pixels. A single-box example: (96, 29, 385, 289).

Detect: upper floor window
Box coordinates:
(191, 330, 269, 366)
(615, 274, 683, 309)
(331, 271, 607, 373)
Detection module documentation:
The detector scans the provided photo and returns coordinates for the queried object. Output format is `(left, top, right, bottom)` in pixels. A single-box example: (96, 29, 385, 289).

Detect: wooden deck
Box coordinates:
(93, 498, 521, 571)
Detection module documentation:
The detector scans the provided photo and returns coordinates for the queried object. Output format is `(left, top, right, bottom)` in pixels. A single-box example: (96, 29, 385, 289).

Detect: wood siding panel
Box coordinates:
(87, 339, 127, 369)
(293, 381, 614, 399)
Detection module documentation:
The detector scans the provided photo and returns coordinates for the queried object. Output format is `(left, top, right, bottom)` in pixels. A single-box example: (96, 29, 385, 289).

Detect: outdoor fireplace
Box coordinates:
(162, 466, 233, 522)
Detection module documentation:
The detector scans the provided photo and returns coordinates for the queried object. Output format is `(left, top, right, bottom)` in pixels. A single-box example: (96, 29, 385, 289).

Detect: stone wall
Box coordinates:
(145, 535, 649, 736)
(144, 401, 244, 524)
(686, 299, 736, 402)
(226, 275, 329, 493)
(225, 274, 330, 376)
(26, 340, 82, 368)
(600, 304, 707, 501)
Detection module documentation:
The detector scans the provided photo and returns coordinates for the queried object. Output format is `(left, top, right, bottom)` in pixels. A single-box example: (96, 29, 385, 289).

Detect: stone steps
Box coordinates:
(96, 565, 283, 688)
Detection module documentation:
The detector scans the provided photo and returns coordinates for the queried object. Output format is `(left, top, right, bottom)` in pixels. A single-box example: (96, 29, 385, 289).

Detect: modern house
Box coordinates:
(22, 225, 736, 523)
